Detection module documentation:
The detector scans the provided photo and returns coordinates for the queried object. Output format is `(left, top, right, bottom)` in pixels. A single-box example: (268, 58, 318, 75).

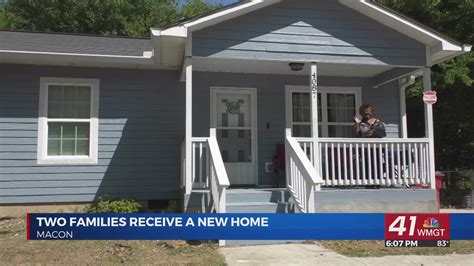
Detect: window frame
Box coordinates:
(285, 86, 362, 137)
(37, 77, 99, 165)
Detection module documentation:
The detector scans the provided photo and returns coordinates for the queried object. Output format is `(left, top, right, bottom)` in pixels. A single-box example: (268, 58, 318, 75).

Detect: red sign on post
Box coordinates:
(423, 91, 437, 105)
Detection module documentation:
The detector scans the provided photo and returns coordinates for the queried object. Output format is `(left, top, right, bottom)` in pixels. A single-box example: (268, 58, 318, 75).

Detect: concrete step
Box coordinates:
(226, 201, 294, 213)
(226, 188, 291, 204)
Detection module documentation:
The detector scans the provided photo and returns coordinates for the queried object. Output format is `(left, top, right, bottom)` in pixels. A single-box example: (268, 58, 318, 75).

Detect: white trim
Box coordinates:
(399, 75, 416, 138)
(285, 86, 362, 138)
(185, 59, 193, 194)
(0, 49, 153, 59)
(37, 77, 99, 165)
(151, 0, 280, 37)
(210, 87, 258, 186)
(0, 49, 161, 70)
(310, 63, 319, 152)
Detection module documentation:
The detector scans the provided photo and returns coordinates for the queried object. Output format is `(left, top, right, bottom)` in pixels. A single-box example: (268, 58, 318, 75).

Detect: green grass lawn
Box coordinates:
(1, 217, 225, 265)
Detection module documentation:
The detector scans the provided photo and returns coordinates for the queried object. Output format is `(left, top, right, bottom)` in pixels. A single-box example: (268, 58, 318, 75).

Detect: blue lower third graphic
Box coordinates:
(26, 213, 474, 240)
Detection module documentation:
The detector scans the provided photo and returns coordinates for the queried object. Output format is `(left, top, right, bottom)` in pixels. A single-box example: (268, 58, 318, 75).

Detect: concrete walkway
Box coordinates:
(220, 243, 474, 266)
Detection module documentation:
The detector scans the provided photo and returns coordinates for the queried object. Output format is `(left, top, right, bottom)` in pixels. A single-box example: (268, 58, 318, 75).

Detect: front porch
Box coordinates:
(181, 61, 436, 208)
(172, 0, 444, 217)
(184, 186, 437, 246)
(149, 0, 470, 247)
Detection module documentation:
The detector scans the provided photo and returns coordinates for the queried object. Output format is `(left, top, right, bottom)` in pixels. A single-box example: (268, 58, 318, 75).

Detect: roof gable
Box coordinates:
(192, 0, 427, 67)
(153, 0, 470, 67)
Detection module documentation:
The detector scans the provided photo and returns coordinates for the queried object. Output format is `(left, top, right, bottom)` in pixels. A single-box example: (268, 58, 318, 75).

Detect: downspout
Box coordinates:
(399, 75, 416, 139)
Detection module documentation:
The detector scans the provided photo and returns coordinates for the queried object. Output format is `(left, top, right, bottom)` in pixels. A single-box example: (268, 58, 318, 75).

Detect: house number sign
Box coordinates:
(311, 72, 318, 98)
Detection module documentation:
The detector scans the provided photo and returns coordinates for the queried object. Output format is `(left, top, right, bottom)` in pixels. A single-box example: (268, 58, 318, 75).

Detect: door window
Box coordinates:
(216, 93, 252, 163)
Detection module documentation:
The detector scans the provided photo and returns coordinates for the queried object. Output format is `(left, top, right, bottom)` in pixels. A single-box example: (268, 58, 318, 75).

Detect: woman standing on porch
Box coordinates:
(353, 104, 386, 138)
(354, 104, 386, 186)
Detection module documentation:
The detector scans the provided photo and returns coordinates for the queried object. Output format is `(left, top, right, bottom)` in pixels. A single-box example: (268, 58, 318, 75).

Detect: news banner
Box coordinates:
(27, 213, 474, 246)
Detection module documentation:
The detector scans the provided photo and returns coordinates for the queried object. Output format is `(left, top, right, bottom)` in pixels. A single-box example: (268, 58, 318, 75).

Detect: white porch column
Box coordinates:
(310, 62, 321, 191)
(399, 75, 415, 139)
(310, 63, 319, 147)
(184, 36, 193, 195)
(423, 67, 436, 189)
(399, 85, 407, 138)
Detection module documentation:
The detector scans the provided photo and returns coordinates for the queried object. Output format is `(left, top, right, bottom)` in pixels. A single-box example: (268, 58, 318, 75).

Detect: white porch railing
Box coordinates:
(181, 129, 230, 214)
(285, 129, 324, 213)
(294, 137, 315, 165)
(294, 137, 432, 187)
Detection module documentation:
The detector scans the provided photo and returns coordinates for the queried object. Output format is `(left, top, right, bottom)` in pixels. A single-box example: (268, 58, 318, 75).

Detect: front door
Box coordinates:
(211, 87, 257, 186)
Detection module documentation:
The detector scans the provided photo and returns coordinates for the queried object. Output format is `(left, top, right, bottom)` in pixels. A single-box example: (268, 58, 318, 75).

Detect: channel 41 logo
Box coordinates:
(384, 214, 450, 248)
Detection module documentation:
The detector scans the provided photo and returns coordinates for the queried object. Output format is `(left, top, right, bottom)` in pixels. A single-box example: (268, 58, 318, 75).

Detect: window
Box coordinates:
(37, 78, 99, 164)
(286, 86, 361, 138)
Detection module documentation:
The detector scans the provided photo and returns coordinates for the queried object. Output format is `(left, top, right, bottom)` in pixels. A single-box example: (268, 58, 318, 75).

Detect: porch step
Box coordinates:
(226, 188, 291, 204)
(224, 189, 297, 246)
(226, 201, 294, 213)
(183, 188, 294, 214)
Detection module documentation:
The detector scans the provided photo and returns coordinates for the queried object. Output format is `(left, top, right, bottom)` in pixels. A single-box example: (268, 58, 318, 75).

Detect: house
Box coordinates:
(0, 0, 471, 220)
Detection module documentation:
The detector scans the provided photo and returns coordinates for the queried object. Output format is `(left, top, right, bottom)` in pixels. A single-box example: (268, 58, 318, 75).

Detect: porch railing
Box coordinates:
(181, 129, 230, 211)
(181, 129, 229, 246)
(285, 129, 323, 213)
(294, 137, 432, 187)
(207, 129, 230, 215)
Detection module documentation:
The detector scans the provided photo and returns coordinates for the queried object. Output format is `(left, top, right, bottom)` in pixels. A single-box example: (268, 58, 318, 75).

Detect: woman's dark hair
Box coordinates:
(359, 104, 374, 115)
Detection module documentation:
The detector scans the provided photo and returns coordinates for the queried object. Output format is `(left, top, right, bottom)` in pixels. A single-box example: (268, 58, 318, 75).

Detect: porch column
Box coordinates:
(310, 62, 319, 151)
(310, 62, 321, 191)
(185, 37, 193, 195)
(423, 67, 436, 189)
(399, 75, 415, 139)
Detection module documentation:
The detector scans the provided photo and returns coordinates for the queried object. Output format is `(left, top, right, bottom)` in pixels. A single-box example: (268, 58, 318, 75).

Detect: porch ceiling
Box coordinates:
(193, 57, 393, 77)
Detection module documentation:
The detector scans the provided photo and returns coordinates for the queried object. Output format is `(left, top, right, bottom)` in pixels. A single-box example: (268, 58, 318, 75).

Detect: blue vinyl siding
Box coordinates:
(0, 64, 184, 204)
(193, 72, 401, 186)
(193, 0, 426, 67)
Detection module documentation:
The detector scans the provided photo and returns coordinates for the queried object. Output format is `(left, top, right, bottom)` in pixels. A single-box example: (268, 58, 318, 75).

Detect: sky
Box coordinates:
(179, 0, 238, 6)
(208, 0, 238, 5)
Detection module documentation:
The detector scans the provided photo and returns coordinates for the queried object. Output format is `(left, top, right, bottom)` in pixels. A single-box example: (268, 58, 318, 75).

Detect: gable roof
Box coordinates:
(0, 0, 470, 70)
(152, 0, 470, 66)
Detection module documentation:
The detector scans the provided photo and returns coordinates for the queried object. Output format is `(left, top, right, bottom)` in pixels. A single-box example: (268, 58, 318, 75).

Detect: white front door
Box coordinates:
(211, 87, 257, 186)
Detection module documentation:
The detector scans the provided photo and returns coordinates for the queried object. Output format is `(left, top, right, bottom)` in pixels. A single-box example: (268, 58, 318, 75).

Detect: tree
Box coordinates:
(376, 0, 474, 171)
(180, 0, 218, 19)
(376, 0, 473, 206)
(0, 0, 219, 37)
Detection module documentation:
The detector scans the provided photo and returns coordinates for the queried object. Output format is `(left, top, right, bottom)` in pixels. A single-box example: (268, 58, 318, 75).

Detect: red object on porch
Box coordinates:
(275, 144, 285, 170)
(435, 171, 445, 211)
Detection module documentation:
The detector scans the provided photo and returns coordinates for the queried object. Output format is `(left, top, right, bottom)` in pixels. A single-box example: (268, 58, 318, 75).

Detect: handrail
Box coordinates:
(207, 128, 230, 214)
(314, 138, 431, 187)
(317, 138, 430, 143)
(207, 128, 229, 247)
(285, 129, 323, 213)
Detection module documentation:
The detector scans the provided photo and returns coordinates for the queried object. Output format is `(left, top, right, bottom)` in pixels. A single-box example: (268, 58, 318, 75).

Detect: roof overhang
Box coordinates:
(0, 49, 164, 70)
(340, 0, 471, 65)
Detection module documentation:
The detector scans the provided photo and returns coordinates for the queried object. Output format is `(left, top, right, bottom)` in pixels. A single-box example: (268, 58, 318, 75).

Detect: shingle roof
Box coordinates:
(0, 30, 152, 56)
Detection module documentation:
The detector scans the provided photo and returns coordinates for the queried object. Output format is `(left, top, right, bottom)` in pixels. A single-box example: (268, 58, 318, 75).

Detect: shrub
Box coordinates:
(86, 196, 143, 213)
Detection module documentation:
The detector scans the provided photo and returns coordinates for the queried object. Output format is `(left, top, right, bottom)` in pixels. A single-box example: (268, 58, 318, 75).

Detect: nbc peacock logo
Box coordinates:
(423, 217, 440, 228)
